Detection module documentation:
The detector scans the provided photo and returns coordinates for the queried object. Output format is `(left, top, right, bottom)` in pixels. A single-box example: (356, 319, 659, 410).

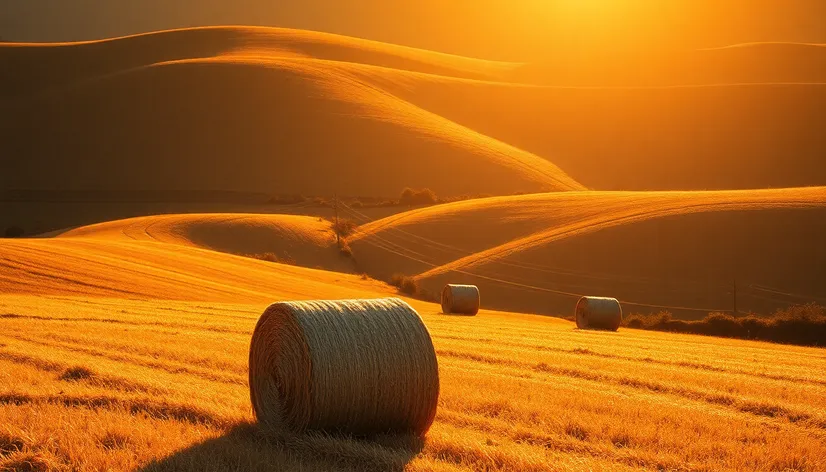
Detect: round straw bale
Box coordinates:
(575, 296, 622, 331)
(441, 284, 480, 315)
(249, 298, 439, 437)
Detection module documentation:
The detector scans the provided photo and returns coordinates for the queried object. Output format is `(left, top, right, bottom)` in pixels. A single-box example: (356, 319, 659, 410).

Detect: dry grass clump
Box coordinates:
(390, 274, 420, 297)
(248, 298, 439, 436)
(0, 452, 61, 472)
(0, 433, 25, 456)
(624, 303, 826, 346)
(58, 366, 95, 382)
(388, 274, 437, 302)
(248, 252, 297, 266)
(98, 431, 132, 451)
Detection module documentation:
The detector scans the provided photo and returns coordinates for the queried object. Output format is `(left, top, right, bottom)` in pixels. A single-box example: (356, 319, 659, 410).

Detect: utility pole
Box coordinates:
(334, 192, 340, 246)
(732, 279, 738, 317)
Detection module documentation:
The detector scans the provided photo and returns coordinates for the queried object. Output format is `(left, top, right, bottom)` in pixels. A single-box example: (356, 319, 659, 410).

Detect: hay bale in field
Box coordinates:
(441, 284, 480, 315)
(575, 296, 622, 331)
(249, 298, 439, 437)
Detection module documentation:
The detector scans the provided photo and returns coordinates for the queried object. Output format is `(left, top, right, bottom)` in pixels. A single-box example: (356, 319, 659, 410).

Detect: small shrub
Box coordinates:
(332, 218, 357, 239)
(399, 188, 415, 205)
(3, 226, 24, 238)
(390, 274, 420, 296)
(399, 188, 437, 206)
(250, 252, 296, 265)
(251, 252, 279, 263)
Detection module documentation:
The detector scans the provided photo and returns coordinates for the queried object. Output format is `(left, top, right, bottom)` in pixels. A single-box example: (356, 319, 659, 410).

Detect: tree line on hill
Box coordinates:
(623, 303, 826, 347)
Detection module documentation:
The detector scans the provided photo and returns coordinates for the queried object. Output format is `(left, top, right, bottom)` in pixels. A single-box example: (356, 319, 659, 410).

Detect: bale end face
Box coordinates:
(575, 296, 622, 332)
(249, 298, 440, 437)
(441, 284, 480, 316)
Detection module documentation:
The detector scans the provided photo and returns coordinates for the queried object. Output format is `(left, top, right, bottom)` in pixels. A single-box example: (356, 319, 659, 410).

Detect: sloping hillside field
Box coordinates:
(2, 26, 826, 472)
(1, 199, 826, 470)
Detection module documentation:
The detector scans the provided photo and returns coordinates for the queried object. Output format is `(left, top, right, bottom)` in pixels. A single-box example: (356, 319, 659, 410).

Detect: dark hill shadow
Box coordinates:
(138, 422, 424, 472)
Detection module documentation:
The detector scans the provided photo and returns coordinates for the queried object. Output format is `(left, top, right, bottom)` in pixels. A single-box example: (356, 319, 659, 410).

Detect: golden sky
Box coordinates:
(4, 0, 826, 59)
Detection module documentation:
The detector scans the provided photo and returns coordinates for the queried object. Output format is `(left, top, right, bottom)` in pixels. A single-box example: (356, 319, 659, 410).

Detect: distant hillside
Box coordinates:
(351, 187, 826, 317)
(0, 27, 580, 198)
(371, 73, 826, 191)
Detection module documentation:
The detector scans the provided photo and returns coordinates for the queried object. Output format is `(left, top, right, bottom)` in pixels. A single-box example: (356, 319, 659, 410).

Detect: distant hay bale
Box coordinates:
(575, 297, 622, 331)
(249, 298, 439, 437)
(441, 284, 480, 316)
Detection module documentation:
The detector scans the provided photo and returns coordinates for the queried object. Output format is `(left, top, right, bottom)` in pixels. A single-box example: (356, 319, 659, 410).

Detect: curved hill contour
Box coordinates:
(0, 27, 582, 197)
(359, 72, 826, 191)
(59, 213, 354, 273)
(350, 187, 826, 316)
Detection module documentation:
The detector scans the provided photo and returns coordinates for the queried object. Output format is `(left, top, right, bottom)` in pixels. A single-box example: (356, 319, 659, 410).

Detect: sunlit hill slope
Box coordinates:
(0, 26, 580, 197)
(350, 187, 826, 317)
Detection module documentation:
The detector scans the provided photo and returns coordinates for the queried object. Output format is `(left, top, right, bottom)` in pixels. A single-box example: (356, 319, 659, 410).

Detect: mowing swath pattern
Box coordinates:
(2, 294, 826, 470)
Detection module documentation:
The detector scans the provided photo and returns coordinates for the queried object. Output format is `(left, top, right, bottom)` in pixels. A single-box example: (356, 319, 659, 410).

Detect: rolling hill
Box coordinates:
(4, 27, 826, 207)
(59, 213, 355, 272)
(349, 187, 826, 317)
(0, 27, 581, 198)
(363, 70, 826, 190)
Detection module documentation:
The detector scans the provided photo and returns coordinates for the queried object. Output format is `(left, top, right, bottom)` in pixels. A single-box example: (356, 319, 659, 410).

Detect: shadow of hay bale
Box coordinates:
(138, 423, 424, 472)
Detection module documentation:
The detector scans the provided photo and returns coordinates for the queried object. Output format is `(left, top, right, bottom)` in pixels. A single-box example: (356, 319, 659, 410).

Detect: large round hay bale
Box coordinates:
(575, 297, 622, 331)
(249, 298, 439, 437)
(441, 284, 480, 315)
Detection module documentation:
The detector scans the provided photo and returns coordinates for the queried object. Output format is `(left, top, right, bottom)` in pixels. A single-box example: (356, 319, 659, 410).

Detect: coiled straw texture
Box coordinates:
(441, 284, 480, 316)
(249, 298, 440, 437)
(575, 296, 623, 331)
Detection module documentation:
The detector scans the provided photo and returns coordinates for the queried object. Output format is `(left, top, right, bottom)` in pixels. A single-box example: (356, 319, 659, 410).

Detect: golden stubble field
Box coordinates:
(1, 228, 825, 471)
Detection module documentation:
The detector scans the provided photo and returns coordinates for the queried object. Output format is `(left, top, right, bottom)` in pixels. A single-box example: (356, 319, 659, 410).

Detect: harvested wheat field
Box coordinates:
(1, 213, 826, 471)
